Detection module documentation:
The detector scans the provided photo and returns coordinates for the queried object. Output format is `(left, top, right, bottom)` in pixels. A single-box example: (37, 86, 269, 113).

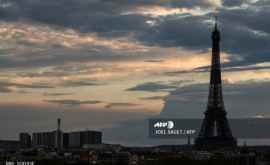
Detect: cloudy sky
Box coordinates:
(1, 0, 270, 145)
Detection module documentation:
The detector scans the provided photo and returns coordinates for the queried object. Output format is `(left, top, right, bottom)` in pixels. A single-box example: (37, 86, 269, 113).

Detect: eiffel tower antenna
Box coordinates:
(214, 15, 218, 29)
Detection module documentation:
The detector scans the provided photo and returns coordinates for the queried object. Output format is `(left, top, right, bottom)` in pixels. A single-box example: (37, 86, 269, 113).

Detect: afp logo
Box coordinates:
(154, 121, 174, 129)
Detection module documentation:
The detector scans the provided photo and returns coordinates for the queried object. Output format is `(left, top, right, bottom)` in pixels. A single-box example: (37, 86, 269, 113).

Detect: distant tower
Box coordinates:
(57, 118, 61, 131)
(194, 18, 237, 149)
(56, 118, 63, 151)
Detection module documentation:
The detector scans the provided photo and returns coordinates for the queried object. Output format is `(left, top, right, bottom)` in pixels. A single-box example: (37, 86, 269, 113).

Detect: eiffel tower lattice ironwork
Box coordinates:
(194, 19, 237, 149)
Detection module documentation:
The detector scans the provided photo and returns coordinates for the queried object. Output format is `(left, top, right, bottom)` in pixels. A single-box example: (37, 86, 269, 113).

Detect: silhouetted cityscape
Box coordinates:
(1, 21, 270, 165)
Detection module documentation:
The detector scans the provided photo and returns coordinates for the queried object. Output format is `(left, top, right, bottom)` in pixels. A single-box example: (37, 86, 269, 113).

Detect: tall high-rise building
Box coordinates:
(195, 19, 237, 149)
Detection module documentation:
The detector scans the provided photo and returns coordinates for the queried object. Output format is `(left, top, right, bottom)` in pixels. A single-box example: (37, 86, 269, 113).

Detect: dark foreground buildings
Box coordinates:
(22, 118, 102, 149)
(195, 20, 237, 149)
(65, 130, 102, 148)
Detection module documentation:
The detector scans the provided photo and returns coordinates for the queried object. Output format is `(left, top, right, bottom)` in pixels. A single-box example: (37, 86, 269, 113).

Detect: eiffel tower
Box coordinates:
(194, 18, 237, 149)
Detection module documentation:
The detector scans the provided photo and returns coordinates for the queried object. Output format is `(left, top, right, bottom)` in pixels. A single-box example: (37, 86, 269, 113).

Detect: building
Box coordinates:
(63, 133, 69, 149)
(31, 119, 102, 149)
(32, 118, 63, 149)
(19, 132, 31, 148)
(32, 130, 102, 149)
(80, 130, 102, 145)
(67, 130, 102, 148)
(68, 131, 81, 148)
(195, 18, 237, 149)
(32, 131, 57, 148)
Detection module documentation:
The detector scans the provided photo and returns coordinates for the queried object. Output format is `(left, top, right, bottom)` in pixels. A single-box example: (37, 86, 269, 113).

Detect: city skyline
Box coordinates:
(1, 0, 270, 145)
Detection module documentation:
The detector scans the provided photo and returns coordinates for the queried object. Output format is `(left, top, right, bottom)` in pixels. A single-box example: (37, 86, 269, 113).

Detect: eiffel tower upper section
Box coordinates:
(207, 20, 224, 112)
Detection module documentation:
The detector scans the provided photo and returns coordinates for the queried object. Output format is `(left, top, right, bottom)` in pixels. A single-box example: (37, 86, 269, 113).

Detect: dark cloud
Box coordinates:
(140, 96, 166, 100)
(62, 80, 103, 88)
(11, 83, 53, 89)
(127, 82, 177, 92)
(16, 65, 98, 79)
(160, 82, 270, 118)
(222, 0, 245, 7)
(0, 0, 269, 68)
(45, 99, 102, 106)
(253, 0, 270, 7)
(196, 64, 270, 73)
(0, 0, 217, 28)
(0, 0, 150, 37)
(99, 0, 218, 9)
(0, 86, 13, 93)
(0, 81, 54, 93)
(144, 59, 164, 63)
(105, 103, 140, 109)
(138, 16, 210, 49)
(43, 92, 73, 96)
(218, 8, 270, 61)
(164, 70, 193, 76)
(0, 48, 113, 68)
